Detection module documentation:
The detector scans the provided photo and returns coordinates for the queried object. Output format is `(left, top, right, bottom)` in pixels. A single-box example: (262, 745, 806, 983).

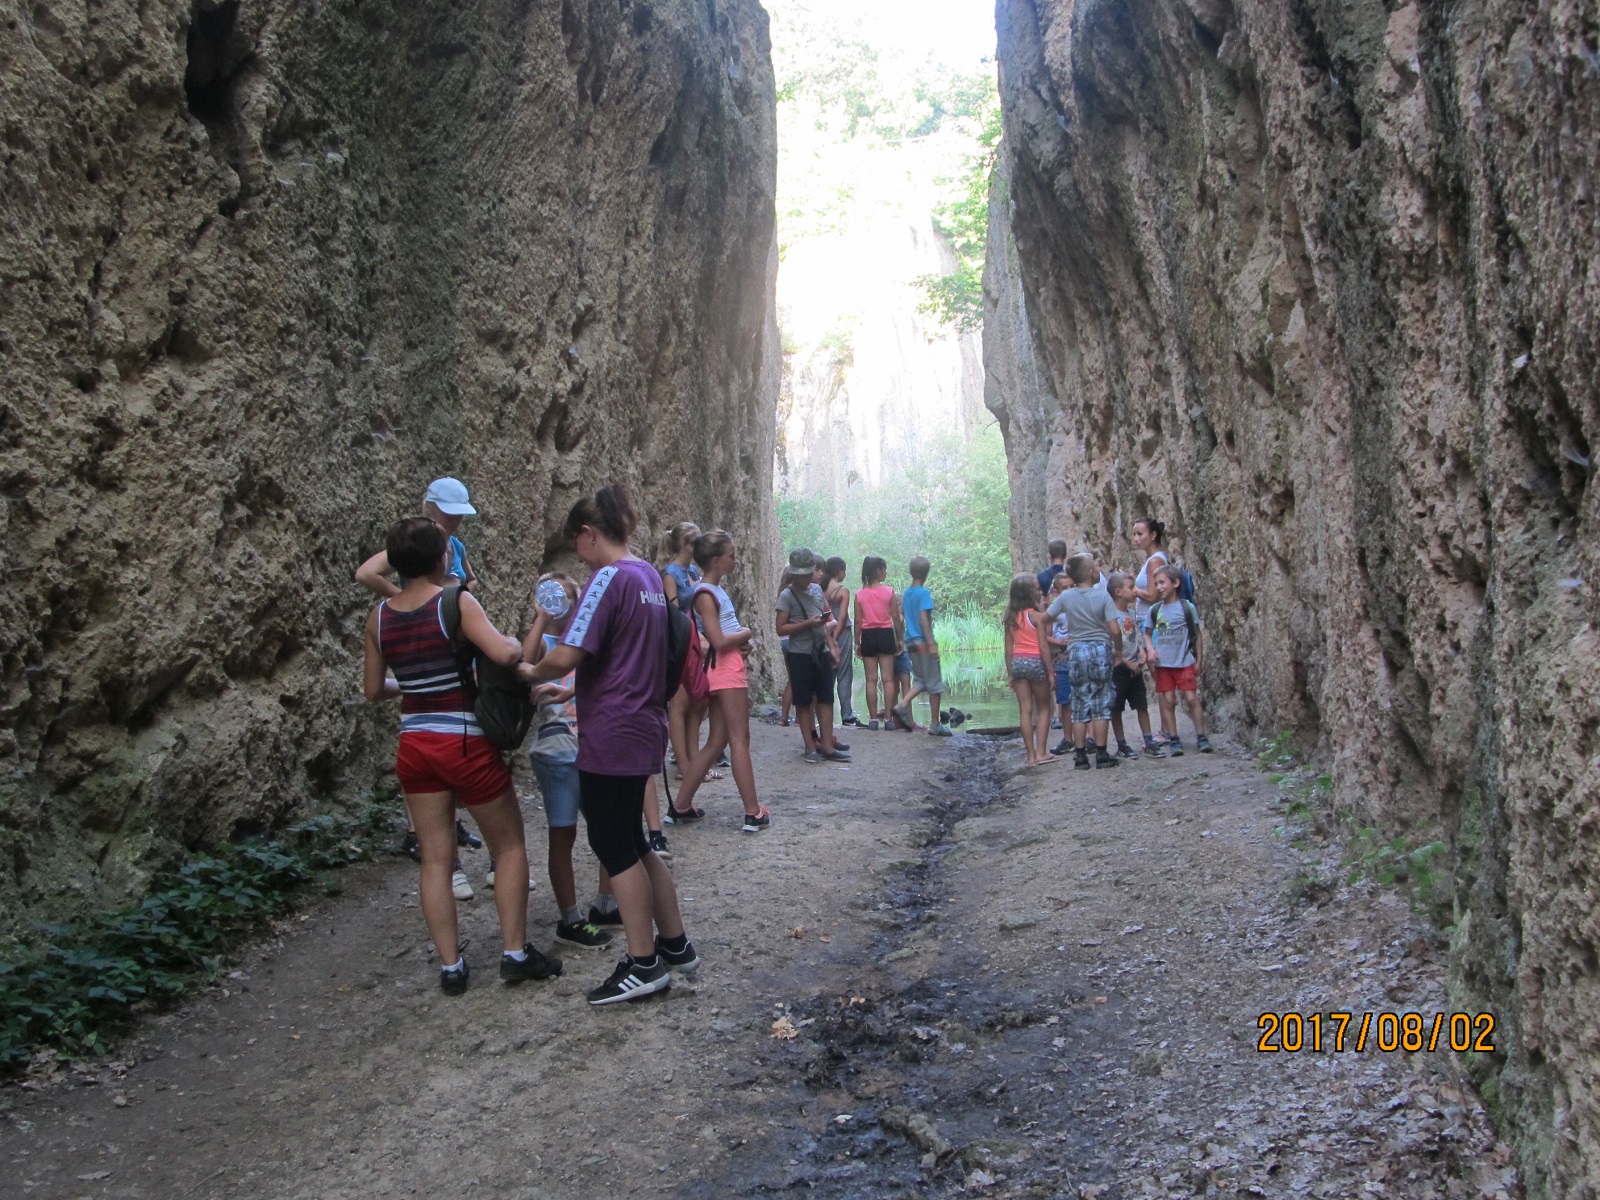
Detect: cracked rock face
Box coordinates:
(0, 1, 778, 921)
(990, 0, 1598, 1191)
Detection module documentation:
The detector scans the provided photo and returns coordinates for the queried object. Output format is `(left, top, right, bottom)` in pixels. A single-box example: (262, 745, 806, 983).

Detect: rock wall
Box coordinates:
(0, 0, 779, 925)
(981, 149, 1053, 569)
(992, 0, 1598, 1191)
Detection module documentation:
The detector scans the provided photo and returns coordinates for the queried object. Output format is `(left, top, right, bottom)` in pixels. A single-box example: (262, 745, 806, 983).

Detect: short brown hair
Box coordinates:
(386, 517, 446, 580)
(1067, 553, 1097, 584)
(909, 556, 930, 582)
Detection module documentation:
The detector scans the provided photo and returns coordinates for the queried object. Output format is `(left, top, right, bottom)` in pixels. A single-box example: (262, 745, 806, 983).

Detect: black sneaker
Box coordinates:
(500, 944, 562, 983)
(1168, 738, 1185, 757)
(1117, 743, 1138, 759)
(1094, 749, 1120, 769)
(741, 807, 772, 833)
(1073, 749, 1091, 771)
(648, 830, 672, 861)
(587, 956, 671, 1005)
(831, 741, 851, 753)
(439, 960, 469, 995)
(1143, 741, 1166, 759)
(842, 716, 863, 727)
(657, 937, 701, 974)
(555, 921, 614, 950)
(402, 830, 422, 863)
(1051, 738, 1072, 757)
(456, 819, 483, 850)
(588, 904, 623, 928)
(714, 752, 732, 769)
(1196, 735, 1214, 753)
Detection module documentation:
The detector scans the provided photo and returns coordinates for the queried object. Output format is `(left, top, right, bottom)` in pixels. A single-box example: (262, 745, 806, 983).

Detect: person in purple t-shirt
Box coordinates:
(522, 484, 699, 1006)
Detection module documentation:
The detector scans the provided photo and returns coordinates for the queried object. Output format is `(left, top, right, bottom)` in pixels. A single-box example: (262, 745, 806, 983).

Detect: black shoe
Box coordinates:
(1196, 735, 1214, 753)
(456, 819, 483, 850)
(439, 960, 470, 995)
(842, 716, 863, 727)
(1168, 738, 1185, 757)
(1094, 749, 1120, 769)
(1051, 738, 1072, 757)
(714, 752, 731, 769)
(587, 956, 671, 1005)
(831, 741, 851, 753)
(588, 904, 624, 928)
(742, 807, 772, 833)
(1073, 749, 1091, 771)
(555, 921, 614, 950)
(500, 944, 562, 983)
(657, 937, 701, 974)
(402, 830, 422, 863)
(1117, 743, 1138, 759)
(648, 830, 672, 861)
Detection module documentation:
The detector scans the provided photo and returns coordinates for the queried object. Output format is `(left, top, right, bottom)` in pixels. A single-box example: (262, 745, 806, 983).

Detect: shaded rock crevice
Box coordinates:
(0, 0, 779, 926)
(988, 0, 1599, 1191)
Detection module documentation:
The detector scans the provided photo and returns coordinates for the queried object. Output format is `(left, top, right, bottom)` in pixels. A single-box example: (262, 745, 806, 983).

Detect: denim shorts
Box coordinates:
(529, 752, 581, 828)
(1067, 641, 1114, 722)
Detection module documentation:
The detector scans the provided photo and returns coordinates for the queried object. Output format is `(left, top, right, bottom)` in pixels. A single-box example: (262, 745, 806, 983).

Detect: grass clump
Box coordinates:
(0, 800, 397, 1074)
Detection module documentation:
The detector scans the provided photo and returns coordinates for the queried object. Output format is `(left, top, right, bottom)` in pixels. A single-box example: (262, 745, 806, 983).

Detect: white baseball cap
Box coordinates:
(423, 477, 477, 516)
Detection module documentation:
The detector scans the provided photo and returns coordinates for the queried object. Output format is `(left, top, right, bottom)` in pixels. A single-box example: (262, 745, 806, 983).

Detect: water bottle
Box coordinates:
(536, 579, 571, 618)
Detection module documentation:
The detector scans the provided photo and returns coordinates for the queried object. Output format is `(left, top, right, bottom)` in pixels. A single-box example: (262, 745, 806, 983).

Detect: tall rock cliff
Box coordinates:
(0, 0, 779, 924)
(992, 0, 1598, 1191)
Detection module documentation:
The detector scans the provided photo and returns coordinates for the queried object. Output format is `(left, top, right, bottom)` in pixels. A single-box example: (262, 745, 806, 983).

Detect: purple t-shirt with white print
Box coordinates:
(561, 557, 669, 776)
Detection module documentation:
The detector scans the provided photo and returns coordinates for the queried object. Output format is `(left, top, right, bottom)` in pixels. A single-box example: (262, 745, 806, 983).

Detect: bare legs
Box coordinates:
(673, 688, 759, 817)
(410, 786, 527, 962)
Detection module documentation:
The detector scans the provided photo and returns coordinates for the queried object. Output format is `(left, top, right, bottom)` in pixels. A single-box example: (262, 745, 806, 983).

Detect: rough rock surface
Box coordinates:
(982, 150, 1053, 568)
(0, 0, 779, 925)
(991, 0, 1598, 1192)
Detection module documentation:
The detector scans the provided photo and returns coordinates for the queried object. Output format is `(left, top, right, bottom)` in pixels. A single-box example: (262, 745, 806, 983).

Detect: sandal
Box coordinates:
(674, 770, 726, 783)
(664, 804, 705, 824)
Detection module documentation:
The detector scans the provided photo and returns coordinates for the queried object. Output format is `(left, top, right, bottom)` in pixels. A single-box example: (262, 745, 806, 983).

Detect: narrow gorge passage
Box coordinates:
(3, 726, 1512, 1198)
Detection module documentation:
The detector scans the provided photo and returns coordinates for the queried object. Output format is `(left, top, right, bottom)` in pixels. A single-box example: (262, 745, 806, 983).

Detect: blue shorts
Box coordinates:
(894, 650, 913, 678)
(1054, 662, 1073, 706)
(529, 753, 581, 828)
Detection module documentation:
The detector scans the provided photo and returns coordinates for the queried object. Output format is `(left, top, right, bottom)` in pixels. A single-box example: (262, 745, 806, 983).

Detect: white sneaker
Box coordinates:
(452, 869, 474, 900)
(485, 864, 532, 891)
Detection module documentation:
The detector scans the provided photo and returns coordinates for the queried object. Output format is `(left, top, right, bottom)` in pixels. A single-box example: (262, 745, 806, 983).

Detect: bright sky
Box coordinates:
(773, 0, 996, 69)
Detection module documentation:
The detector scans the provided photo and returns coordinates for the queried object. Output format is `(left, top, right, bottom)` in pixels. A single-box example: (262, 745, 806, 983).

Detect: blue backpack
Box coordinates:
(1174, 564, 1196, 603)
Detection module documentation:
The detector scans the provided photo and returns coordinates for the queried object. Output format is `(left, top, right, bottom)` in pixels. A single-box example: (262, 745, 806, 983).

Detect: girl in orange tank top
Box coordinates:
(1003, 574, 1058, 767)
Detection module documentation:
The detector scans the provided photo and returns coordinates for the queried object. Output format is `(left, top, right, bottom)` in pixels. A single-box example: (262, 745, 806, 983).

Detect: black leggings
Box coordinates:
(579, 770, 651, 875)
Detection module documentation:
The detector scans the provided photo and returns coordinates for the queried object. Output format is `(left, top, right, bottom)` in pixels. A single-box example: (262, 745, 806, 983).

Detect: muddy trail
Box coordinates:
(4, 725, 1517, 1199)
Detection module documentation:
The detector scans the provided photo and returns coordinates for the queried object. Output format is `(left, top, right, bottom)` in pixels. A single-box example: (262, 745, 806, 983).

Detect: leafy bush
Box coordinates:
(0, 803, 396, 1073)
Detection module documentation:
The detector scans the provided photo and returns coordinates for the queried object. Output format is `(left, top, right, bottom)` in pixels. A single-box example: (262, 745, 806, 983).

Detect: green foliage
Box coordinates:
(915, 69, 1001, 331)
(914, 263, 985, 333)
(779, 422, 1013, 623)
(0, 802, 397, 1073)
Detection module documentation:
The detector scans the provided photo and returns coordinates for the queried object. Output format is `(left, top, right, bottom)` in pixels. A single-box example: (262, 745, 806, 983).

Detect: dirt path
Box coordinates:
(3, 725, 1518, 1198)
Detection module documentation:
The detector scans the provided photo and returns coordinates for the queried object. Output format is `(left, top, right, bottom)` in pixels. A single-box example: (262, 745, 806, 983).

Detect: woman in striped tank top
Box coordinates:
(363, 518, 560, 994)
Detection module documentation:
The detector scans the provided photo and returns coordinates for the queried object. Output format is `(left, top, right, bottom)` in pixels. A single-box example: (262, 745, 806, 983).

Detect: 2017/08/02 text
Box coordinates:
(1256, 1011, 1496, 1054)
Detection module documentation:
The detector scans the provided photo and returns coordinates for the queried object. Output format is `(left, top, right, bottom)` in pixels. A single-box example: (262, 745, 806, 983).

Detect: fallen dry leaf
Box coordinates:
(771, 1016, 800, 1040)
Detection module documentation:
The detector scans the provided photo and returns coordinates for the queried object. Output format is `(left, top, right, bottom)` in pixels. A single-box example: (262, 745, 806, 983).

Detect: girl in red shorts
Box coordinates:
(363, 517, 561, 994)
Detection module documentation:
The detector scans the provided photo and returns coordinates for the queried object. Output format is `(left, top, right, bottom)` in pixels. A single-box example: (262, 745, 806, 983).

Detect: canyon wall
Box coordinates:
(991, 0, 1599, 1191)
(0, 0, 779, 926)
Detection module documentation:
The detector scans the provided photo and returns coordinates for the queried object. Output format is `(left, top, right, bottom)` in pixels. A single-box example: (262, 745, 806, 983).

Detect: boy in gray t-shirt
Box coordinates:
(1045, 554, 1124, 768)
(1146, 564, 1211, 754)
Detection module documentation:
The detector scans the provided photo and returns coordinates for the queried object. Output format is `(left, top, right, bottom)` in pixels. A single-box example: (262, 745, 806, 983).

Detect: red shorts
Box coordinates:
(395, 731, 512, 806)
(1154, 665, 1197, 694)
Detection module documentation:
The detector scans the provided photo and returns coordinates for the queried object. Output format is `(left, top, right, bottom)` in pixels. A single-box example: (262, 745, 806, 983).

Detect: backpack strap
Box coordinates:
(437, 581, 478, 699)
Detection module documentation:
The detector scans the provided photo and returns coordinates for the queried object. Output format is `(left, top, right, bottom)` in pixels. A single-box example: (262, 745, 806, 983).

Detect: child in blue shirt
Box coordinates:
(897, 556, 952, 736)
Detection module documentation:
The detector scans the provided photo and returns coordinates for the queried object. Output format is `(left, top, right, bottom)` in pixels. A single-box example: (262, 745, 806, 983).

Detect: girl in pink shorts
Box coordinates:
(668, 530, 768, 832)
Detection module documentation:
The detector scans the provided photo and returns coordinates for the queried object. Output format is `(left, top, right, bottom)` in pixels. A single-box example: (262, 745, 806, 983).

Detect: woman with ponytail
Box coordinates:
(522, 484, 698, 1005)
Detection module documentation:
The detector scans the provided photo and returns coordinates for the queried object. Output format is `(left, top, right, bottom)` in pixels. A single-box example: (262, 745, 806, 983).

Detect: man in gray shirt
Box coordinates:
(1046, 554, 1124, 769)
